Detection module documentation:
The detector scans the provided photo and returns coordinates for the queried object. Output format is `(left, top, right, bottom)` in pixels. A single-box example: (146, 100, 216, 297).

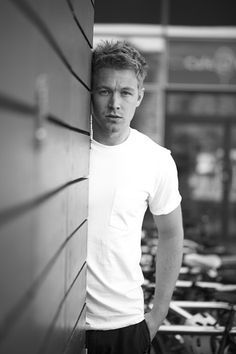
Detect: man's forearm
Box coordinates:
(145, 206, 184, 340)
(152, 230, 183, 321)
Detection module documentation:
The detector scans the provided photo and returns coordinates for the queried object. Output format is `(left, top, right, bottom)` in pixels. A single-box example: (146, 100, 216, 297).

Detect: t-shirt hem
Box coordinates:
(85, 314, 145, 331)
(150, 196, 182, 216)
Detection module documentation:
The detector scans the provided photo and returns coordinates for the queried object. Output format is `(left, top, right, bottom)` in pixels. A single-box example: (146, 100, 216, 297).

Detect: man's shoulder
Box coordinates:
(130, 128, 170, 155)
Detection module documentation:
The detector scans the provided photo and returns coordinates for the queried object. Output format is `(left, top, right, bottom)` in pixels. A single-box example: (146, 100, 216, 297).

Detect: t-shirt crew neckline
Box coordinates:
(92, 129, 132, 150)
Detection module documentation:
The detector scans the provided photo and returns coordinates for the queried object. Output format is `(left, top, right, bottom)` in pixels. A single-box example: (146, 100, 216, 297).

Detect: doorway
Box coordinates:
(165, 91, 236, 245)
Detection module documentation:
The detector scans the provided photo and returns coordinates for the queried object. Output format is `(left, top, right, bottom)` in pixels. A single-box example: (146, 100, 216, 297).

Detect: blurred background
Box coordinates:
(1, 1, 236, 353)
(94, 0, 236, 251)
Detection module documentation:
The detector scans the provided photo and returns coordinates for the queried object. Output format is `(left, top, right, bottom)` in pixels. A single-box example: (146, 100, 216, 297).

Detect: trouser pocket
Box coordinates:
(141, 320, 151, 354)
(86, 321, 151, 354)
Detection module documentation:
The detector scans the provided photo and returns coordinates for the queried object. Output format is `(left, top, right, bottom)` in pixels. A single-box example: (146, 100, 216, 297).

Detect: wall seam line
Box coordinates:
(9, 0, 91, 91)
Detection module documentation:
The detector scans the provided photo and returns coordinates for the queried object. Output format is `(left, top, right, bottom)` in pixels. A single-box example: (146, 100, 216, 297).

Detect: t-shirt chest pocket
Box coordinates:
(109, 187, 148, 231)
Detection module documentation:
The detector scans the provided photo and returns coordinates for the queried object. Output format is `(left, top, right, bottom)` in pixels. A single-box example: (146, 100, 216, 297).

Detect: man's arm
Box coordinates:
(145, 204, 184, 340)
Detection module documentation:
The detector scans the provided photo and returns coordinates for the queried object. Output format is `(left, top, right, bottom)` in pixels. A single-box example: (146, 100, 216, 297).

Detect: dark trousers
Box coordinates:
(86, 320, 151, 354)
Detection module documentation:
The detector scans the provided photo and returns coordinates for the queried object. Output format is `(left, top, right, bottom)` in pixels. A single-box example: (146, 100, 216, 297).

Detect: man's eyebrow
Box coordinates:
(93, 85, 136, 91)
(94, 85, 110, 89)
(121, 86, 136, 91)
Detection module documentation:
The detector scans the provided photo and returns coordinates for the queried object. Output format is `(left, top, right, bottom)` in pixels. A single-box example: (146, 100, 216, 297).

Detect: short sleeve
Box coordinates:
(149, 151, 182, 215)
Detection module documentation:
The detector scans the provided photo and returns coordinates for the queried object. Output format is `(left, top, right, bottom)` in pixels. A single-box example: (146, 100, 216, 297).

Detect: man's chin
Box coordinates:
(106, 117, 122, 124)
(105, 120, 122, 130)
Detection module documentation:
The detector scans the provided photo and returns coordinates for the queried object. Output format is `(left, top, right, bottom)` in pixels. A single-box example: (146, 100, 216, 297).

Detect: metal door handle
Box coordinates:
(34, 74, 48, 147)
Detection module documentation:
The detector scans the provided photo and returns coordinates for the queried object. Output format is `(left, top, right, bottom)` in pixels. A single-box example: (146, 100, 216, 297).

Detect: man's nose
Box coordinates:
(108, 92, 121, 110)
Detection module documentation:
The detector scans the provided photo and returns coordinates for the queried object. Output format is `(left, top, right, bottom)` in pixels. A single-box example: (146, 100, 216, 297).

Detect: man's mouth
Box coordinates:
(106, 114, 122, 119)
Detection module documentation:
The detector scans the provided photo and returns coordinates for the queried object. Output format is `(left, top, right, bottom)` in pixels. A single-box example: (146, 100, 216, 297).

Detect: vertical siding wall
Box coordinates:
(0, 0, 94, 353)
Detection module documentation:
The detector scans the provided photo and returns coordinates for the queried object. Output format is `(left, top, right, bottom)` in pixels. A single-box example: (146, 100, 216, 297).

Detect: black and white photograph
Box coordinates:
(0, 1, 236, 353)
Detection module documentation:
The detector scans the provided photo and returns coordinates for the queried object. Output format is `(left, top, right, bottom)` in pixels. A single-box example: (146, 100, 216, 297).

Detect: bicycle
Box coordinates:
(141, 236, 236, 353)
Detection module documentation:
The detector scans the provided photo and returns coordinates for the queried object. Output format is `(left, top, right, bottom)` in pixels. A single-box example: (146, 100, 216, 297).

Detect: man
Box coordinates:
(86, 40, 184, 354)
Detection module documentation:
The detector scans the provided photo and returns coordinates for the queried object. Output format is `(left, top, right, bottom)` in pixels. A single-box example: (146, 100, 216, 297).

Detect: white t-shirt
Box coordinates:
(86, 128, 181, 330)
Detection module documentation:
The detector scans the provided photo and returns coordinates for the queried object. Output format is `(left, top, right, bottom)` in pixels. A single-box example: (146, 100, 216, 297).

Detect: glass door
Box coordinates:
(167, 122, 225, 245)
(166, 91, 236, 246)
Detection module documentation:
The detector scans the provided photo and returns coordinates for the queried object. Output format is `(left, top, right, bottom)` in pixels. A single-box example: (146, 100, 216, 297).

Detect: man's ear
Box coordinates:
(136, 88, 145, 107)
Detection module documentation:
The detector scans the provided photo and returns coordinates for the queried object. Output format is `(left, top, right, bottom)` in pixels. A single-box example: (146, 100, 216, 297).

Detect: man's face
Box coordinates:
(92, 68, 144, 143)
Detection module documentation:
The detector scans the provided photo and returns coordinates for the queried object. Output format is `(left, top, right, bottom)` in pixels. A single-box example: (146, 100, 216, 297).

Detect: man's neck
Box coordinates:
(92, 128, 130, 146)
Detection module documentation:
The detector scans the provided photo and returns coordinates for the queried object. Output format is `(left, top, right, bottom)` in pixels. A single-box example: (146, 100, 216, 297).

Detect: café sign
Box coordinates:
(168, 40, 236, 85)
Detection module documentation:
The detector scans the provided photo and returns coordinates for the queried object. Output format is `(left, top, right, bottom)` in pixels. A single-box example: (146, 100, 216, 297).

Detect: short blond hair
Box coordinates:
(92, 40, 148, 88)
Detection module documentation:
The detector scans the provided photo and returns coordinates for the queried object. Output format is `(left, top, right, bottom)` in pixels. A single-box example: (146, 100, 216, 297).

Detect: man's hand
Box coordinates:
(143, 206, 183, 342)
(144, 309, 164, 341)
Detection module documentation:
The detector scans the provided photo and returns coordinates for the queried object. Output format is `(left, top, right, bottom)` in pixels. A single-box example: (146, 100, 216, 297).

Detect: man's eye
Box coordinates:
(98, 89, 110, 96)
(121, 91, 132, 96)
